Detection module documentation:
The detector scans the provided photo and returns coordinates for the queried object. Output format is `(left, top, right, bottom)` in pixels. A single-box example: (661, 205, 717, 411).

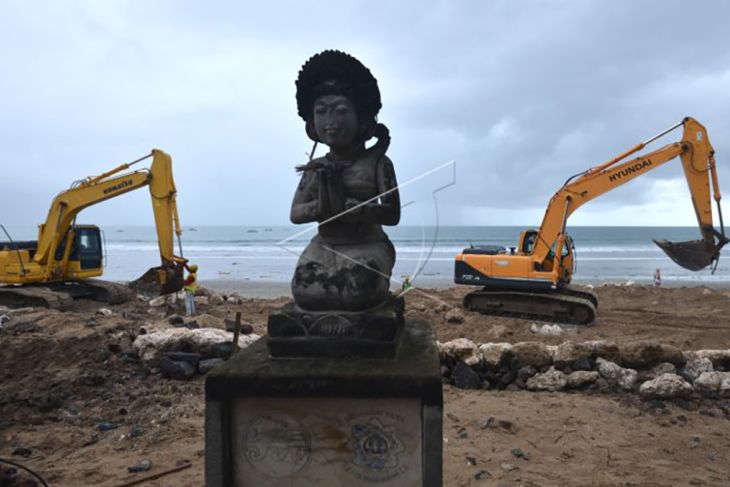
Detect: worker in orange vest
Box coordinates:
(184, 263, 199, 316)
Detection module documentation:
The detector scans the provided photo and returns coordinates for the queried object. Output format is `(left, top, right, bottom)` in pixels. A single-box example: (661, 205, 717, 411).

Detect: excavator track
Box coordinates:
(463, 287, 597, 325)
(0, 280, 133, 310)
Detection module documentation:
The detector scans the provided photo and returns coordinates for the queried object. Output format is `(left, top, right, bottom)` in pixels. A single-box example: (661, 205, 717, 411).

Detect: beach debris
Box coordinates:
(526, 366, 567, 392)
(132, 327, 260, 362)
(639, 373, 694, 399)
(96, 308, 113, 316)
(530, 323, 563, 336)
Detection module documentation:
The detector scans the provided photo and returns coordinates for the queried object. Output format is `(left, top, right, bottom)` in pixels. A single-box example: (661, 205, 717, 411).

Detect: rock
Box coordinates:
(452, 361, 483, 389)
(192, 313, 224, 329)
(168, 314, 184, 325)
(566, 370, 600, 389)
(132, 328, 260, 361)
(474, 469, 491, 480)
(596, 358, 638, 391)
(681, 357, 714, 382)
(445, 308, 465, 324)
(98, 421, 119, 432)
(128, 459, 153, 473)
(466, 456, 477, 466)
(439, 338, 481, 366)
(478, 343, 512, 369)
(96, 308, 113, 316)
(553, 342, 593, 368)
(586, 340, 621, 362)
(164, 351, 202, 368)
(526, 366, 567, 392)
(515, 366, 537, 388)
(621, 341, 685, 368)
(148, 296, 167, 307)
(194, 296, 209, 306)
(80, 372, 106, 387)
(11, 447, 32, 457)
(639, 362, 677, 381)
(0, 314, 10, 326)
(129, 424, 144, 438)
(510, 342, 552, 368)
(693, 350, 730, 369)
(210, 342, 233, 359)
(639, 373, 694, 399)
(199, 358, 225, 374)
(225, 318, 255, 334)
(500, 462, 518, 472)
(158, 358, 196, 380)
(530, 323, 563, 336)
(510, 447, 529, 460)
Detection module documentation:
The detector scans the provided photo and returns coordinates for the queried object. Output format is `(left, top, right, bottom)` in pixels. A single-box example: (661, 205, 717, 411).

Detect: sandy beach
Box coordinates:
(1, 283, 730, 486)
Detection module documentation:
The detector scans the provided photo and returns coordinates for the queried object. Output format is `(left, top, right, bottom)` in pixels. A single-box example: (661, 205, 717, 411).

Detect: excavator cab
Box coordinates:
(54, 225, 104, 277)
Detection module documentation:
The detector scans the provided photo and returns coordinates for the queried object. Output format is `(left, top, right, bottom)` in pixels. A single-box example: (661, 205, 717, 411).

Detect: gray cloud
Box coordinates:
(1, 0, 728, 229)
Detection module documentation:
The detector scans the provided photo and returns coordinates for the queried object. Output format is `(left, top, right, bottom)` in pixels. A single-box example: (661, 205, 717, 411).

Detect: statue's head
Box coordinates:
(296, 50, 381, 151)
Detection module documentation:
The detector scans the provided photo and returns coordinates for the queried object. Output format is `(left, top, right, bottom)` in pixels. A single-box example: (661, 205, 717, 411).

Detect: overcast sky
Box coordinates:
(1, 0, 729, 229)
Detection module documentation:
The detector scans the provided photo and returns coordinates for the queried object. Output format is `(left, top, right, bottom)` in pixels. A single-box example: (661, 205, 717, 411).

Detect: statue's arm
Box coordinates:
(342, 156, 401, 226)
(290, 172, 319, 223)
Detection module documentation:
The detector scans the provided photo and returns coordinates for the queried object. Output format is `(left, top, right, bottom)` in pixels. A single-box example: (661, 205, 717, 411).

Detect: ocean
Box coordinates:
(5, 225, 725, 291)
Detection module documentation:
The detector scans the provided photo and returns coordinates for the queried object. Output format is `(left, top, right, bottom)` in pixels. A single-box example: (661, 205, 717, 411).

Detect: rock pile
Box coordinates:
(438, 339, 730, 400)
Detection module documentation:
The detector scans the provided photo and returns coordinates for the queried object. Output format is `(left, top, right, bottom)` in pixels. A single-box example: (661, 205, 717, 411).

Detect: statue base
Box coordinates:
(266, 296, 404, 358)
(205, 319, 443, 487)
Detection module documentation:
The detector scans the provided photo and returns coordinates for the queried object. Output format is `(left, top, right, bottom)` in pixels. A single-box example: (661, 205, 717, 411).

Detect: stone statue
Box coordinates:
(290, 50, 400, 312)
(267, 50, 403, 358)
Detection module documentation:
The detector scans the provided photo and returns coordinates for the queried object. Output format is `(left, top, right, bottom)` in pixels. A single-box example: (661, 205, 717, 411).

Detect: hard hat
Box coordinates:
(190, 264, 198, 272)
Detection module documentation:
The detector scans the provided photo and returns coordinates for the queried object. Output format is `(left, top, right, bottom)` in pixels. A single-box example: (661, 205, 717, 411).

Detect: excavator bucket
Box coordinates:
(653, 238, 722, 271)
(128, 263, 185, 296)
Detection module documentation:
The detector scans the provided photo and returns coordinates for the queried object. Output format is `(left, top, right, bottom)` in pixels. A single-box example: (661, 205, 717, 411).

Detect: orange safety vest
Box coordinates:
(184, 272, 198, 292)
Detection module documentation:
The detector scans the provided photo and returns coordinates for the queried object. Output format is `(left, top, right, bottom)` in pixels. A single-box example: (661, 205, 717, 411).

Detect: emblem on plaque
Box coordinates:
(244, 413, 311, 478)
(346, 418, 407, 481)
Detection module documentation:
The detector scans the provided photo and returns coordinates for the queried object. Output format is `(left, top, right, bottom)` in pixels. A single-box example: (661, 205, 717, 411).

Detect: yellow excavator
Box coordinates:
(0, 149, 187, 309)
(455, 117, 727, 324)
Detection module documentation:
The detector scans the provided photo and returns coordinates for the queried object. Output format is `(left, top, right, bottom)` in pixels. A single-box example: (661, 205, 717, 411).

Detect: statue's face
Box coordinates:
(313, 94, 359, 150)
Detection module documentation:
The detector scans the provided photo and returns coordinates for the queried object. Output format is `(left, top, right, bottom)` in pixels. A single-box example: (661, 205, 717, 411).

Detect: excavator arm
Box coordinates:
(33, 149, 186, 293)
(531, 117, 727, 271)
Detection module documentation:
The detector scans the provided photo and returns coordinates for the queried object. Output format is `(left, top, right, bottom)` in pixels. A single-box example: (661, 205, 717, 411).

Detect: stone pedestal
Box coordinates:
(205, 320, 442, 487)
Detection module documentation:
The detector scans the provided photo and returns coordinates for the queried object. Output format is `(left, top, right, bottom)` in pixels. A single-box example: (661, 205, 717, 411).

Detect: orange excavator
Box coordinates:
(455, 117, 727, 324)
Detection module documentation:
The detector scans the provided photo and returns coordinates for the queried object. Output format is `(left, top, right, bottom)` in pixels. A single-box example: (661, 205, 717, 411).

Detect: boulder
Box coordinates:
(693, 371, 724, 393)
(445, 308, 465, 324)
(680, 357, 713, 382)
(639, 362, 676, 381)
(639, 373, 693, 399)
(192, 313, 225, 329)
(194, 296, 210, 306)
(620, 341, 685, 368)
(478, 343, 512, 369)
(158, 358, 196, 380)
(439, 338, 481, 366)
(452, 361, 483, 389)
(585, 340, 621, 362)
(596, 358, 638, 391)
(553, 342, 593, 368)
(693, 350, 730, 369)
(526, 366, 567, 392)
(199, 358, 226, 374)
(529, 323, 563, 336)
(510, 342, 553, 368)
(133, 328, 260, 361)
(566, 370, 599, 389)
(148, 296, 167, 307)
(515, 366, 538, 389)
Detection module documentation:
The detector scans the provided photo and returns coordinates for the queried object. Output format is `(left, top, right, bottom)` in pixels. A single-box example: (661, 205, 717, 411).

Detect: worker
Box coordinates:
(184, 263, 198, 316)
(654, 268, 662, 287)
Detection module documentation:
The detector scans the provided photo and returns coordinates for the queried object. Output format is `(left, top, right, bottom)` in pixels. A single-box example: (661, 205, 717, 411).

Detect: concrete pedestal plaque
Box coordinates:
(205, 320, 442, 487)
